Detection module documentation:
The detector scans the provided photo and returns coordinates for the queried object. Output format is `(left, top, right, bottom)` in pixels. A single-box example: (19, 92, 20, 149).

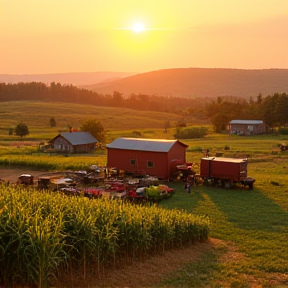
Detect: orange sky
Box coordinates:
(1, 0, 288, 74)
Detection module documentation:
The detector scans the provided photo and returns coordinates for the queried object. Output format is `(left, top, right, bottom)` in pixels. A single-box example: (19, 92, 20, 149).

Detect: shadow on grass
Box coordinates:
(204, 186, 288, 233)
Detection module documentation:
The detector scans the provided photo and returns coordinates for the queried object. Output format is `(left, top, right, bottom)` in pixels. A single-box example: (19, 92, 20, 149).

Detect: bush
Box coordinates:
(15, 122, 29, 138)
(174, 126, 208, 139)
(145, 186, 162, 202)
(49, 117, 57, 127)
(132, 131, 142, 137)
(176, 121, 186, 128)
(278, 127, 288, 135)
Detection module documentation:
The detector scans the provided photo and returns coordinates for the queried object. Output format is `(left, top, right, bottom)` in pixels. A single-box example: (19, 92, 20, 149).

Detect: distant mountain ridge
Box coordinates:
(87, 68, 288, 99)
(1, 68, 287, 99)
(0, 71, 135, 86)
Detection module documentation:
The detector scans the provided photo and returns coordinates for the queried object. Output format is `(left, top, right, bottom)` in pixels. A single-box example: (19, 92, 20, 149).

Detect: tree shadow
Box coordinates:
(205, 187, 288, 232)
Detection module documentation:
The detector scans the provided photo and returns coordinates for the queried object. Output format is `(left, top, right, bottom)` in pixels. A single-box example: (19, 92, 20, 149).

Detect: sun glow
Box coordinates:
(132, 22, 145, 33)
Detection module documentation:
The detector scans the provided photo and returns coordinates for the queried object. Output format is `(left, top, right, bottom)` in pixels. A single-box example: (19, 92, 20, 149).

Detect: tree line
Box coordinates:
(204, 93, 288, 131)
(1, 82, 287, 131)
(0, 82, 206, 115)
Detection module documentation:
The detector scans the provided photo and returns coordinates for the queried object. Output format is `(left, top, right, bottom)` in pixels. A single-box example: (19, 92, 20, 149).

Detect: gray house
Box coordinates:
(49, 132, 98, 153)
(229, 120, 267, 135)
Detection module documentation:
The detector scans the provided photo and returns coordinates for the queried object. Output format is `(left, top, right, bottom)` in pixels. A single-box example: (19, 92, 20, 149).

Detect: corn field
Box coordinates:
(0, 154, 107, 171)
(0, 184, 210, 288)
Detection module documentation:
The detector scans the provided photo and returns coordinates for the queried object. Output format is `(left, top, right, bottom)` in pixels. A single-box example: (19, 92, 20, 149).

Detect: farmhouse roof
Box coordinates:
(230, 120, 263, 125)
(51, 132, 98, 145)
(106, 137, 188, 152)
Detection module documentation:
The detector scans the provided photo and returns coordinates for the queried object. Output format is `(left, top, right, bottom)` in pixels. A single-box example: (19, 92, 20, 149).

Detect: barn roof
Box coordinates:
(230, 120, 263, 125)
(51, 132, 98, 145)
(106, 137, 188, 152)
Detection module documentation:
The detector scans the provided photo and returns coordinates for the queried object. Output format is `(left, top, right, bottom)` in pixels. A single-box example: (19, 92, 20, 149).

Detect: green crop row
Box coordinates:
(0, 185, 210, 288)
(0, 154, 107, 171)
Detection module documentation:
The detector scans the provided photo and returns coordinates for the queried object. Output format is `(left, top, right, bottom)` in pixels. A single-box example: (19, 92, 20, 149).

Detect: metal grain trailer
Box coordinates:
(200, 157, 255, 189)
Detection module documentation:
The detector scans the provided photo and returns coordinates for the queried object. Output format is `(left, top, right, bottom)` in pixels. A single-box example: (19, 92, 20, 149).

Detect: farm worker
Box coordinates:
(185, 182, 191, 193)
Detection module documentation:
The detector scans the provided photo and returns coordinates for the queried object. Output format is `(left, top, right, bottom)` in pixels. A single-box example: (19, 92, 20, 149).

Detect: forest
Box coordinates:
(0, 82, 287, 131)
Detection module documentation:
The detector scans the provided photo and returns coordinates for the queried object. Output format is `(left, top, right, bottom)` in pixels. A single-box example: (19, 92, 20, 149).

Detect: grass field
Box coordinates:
(1, 101, 288, 287)
(0, 100, 204, 133)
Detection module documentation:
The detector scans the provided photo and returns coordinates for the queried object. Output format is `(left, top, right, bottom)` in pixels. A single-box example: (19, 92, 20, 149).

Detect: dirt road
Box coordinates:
(0, 168, 45, 184)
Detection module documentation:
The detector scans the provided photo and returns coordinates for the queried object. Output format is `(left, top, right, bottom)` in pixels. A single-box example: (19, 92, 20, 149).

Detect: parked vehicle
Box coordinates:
(17, 174, 34, 185)
(199, 157, 255, 189)
(280, 143, 288, 151)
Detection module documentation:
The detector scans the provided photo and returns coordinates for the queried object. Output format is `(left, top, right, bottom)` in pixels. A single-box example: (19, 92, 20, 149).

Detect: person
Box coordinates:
(185, 182, 191, 193)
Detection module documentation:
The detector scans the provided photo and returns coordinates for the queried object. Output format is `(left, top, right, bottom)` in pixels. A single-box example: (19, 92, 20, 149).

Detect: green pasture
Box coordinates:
(0, 101, 198, 133)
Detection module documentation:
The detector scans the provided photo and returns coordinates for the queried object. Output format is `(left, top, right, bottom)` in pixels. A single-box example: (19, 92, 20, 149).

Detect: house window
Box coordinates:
(147, 161, 154, 168)
(130, 159, 136, 166)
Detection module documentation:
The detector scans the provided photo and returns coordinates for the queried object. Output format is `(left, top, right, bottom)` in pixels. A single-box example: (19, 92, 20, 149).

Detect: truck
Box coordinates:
(200, 157, 255, 189)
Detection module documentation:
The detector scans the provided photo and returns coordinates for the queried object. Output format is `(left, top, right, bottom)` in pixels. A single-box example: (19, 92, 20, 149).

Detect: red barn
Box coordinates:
(106, 137, 188, 179)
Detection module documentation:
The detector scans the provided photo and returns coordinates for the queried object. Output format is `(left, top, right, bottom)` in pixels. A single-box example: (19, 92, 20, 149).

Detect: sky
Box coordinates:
(1, 0, 288, 74)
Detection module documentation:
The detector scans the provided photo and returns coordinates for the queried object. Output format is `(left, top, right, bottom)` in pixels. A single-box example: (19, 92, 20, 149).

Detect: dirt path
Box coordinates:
(56, 238, 224, 288)
(0, 168, 46, 183)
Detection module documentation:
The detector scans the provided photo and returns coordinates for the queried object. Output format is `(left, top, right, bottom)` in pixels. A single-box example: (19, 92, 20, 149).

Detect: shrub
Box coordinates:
(132, 131, 142, 137)
(174, 126, 208, 139)
(145, 186, 162, 202)
(15, 122, 29, 138)
(278, 127, 288, 135)
(176, 121, 186, 128)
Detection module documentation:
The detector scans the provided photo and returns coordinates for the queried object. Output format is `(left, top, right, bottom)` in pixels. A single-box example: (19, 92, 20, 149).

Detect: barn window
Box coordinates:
(130, 159, 136, 166)
(247, 125, 254, 131)
(147, 161, 154, 168)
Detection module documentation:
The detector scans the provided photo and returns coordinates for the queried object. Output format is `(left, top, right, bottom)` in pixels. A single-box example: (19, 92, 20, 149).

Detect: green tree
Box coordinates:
(80, 118, 105, 143)
(15, 122, 29, 138)
(49, 117, 56, 127)
(211, 113, 230, 132)
(261, 94, 278, 127)
(164, 120, 170, 133)
(274, 93, 288, 126)
(112, 91, 123, 107)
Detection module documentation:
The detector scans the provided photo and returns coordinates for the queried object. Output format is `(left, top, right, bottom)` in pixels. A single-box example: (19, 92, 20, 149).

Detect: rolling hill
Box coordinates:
(0, 71, 135, 86)
(86, 68, 288, 99)
(0, 101, 204, 133)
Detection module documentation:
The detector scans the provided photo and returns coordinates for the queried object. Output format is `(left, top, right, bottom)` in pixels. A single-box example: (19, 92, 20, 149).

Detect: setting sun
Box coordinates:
(132, 22, 145, 33)
(1, 0, 287, 74)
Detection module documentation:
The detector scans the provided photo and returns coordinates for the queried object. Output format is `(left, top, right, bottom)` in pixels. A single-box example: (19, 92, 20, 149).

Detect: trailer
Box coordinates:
(17, 174, 34, 185)
(200, 157, 255, 189)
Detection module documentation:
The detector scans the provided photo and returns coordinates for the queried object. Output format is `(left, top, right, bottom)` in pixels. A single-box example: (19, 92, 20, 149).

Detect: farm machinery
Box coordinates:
(199, 157, 255, 189)
(18, 168, 174, 202)
(170, 157, 255, 189)
(13, 156, 255, 200)
(17, 174, 34, 185)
